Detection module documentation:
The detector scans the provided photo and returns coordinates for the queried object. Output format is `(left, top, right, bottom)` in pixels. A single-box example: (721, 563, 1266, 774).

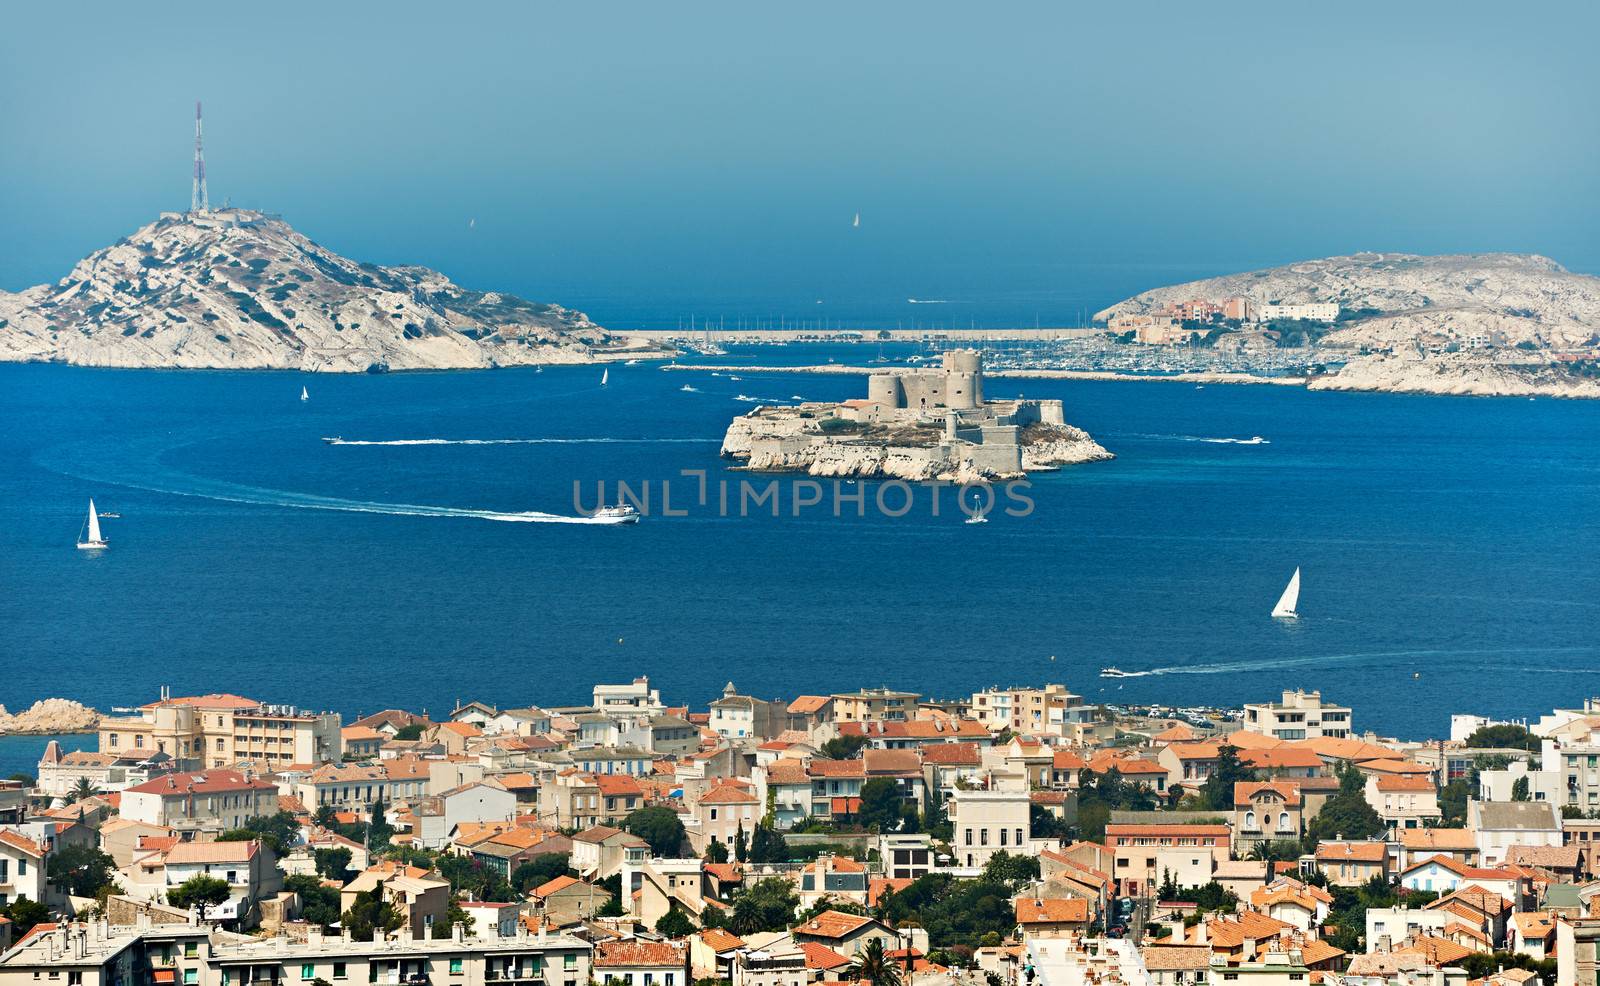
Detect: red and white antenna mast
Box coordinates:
(191, 101, 209, 213)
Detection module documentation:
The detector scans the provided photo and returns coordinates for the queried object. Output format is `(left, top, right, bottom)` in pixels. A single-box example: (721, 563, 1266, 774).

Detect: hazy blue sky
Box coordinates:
(3, 1, 1597, 326)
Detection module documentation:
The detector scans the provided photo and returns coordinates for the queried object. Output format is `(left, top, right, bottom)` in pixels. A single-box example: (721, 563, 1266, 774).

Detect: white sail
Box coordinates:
(300, 386, 309, 401)
(1272, 567, 1301, 618)
(601, 368, 609, 386)
(853, 212, 860, 228)
(86, 500, 102, 544)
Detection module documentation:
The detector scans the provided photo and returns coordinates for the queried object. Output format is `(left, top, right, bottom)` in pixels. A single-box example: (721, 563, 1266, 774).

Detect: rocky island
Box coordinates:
(721, 350, 1112, 482)
(1096, 252, 1600, 398)
(0, 698, 101, 735)
(0, 208, 671, 372)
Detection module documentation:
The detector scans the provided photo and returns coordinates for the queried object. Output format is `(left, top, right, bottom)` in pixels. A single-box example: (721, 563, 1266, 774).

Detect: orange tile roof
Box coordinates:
(533, 875, 581, 897)
(124, 769, 275, 796)
(1362, 758, 1433, 775)
(1015, 897, 1090, 925)
(799, 942, 853, 971)
(1234, 781, 1304, 807)
(1052, 750, 1088, 771)
(1106, 824, 1231, 838)
(1315, 841, 1387, 862)
(1377, 776, 1436, 792)
(698, 928, 746, 952)
(788, 696, 832, 714)
(596, 940, 685, 967)
(795, 909, 875, 939)
(700, 783, 759, 805)
(1240, 748, 1325, 770)
(0, 831, 44, 856)
(808, 759, 866, 778)
(594, 775, 643, 797)
(764, 759, 811, 785)
(1399, 935, 1475, 966)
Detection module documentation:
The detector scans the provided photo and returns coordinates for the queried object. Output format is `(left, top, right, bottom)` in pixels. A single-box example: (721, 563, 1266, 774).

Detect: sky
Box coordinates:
(2, 1, 1597, 327)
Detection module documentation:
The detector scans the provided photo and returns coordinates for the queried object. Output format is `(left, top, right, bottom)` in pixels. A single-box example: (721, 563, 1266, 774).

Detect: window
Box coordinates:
(449, 958, 463, 975)
(965, 829, 973, 846)
(301, 964, 316, 981)
(332, 963, 347, 980)
(1000, 829, 1008, 847)
(565, 955, 578, 970)
(184, 973, 199, 986)
(185, 942, 199, 959)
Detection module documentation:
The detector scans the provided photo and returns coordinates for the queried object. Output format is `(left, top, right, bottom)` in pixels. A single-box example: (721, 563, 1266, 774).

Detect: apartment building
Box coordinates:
(594, 677, 665, 716)
(120, 769, 279, 832)
(97, 692, 341, 769)
(1242, 690, 1352, 740)
(710, 682, 787, 740)
(830, 688, 920, 723)
(1103, 824, 1231, 896)
(949, 786, 1031, 868)
(970, 684, 1092, 735)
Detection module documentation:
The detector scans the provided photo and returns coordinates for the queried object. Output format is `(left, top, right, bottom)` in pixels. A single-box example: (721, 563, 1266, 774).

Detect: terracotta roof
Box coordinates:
(863, 749, 921, 775)
(839, 719, 989, 740)
(788, 696, 832, 714)
(808, 759, 867, 779)
(1105, 824, 1231, 838)
(1512, 912, 1556, 939)
(596, 940, 685, 967)
(341, 725, 383, 741)
(1505, 845, 1581, 869)
(1400, 828, 1476, 850)
(1015, 897, 1090, 925)
(573, 825, 646, 846)
(532, 875, 581, 897)
(1140, 946, 1213, 971)
(799, 941, 853, 971)
(700, 783, 759, 806)
(1152, 722, 1199, 742)
(795, 909, 875, 939)
(1315, 841, 1387, 862)
(1362, 759, 1433, 775)
(163, 840, 260, 865)
(143, 693, 259, 711)
(1052, 750, 1088, 771)
(704, 863, 744, 884)
(1292, 736, 1399, 762)
(868, 876, 913, 907)
(698, 928, 746, 952)
(0, 831, 44, 856)
(1239, 748, 1325, 770)
(381, 758, 432, 781)
(1234, 781, 1303, 807)
(1377, 775, 1436, 792)
(594, 775, 643, 797)
(764, 759, 812, 785)
(123, 769, 275, 795)
(1400, 935, 1475, 966)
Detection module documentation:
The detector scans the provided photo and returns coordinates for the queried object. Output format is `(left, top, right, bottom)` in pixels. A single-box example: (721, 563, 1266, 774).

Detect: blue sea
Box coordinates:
(1, 346, 1597, 743)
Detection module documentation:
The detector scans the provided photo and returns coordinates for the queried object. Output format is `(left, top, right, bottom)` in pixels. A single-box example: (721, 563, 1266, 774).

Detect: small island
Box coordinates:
(721, 350, 1112, 482)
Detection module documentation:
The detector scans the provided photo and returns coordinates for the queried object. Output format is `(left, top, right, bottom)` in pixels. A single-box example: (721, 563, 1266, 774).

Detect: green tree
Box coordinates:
(435, 854, 513, 902)
(704, 840, 730, 864)
(314, 847, 353, 880)
(656, 908, 696, 937)
(285, 874, 342, 928)
(857, 778, 906, 832)
(1464, 724, 1538, 752)
(47, 844, 116, 898)
(848, 938, 903, 986)
(820, 734, 869, 760)
(65, 776, 100, 804)
(2, 898, 50, 937)
(314, 804, 340, 829)
(168, 874, 232, 921)
(1512, 776, 1531, 802)
(749, 822, 789, 864)
(393, 723, 425, 741)
(434, 898, 472, 939)
(1438, 778, 1472, 825)
(729, 877, 801, 935)
(1199, 745, 1250, 811)
(368, 799, 394, 851)
(625, 805, 687, 857)
(734, 822, 748, 862)
(982, 851, 1040, 888)
(342, 887, 404, 941)
(1307, 766, 1385, 842)
(800, 896, 868, 923)
(511, 853, 572, 893)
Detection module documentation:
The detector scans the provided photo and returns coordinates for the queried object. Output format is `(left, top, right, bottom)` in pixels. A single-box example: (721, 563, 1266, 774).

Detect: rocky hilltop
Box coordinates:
(1309, 353, 1600, 398)
(0, 698, 101, 735)
(1096, 252, 1600, 351)
(0, 209, 668, 372)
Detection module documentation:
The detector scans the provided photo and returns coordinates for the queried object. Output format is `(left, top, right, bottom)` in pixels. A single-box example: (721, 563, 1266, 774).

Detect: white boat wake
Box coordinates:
(1116, 433, 1270, 445)
(732, 395, 792, 404)
(1096, 645, 1590, 679)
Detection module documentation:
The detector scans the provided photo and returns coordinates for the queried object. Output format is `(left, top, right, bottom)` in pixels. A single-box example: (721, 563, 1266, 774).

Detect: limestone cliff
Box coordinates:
(1095, 252, 1600, 351)
(1308, 354, 1600, 399)
(0, 210, 669, 372)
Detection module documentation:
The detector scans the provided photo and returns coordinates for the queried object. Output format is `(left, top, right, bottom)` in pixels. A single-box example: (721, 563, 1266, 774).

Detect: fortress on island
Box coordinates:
(722, 350, 1110, 481)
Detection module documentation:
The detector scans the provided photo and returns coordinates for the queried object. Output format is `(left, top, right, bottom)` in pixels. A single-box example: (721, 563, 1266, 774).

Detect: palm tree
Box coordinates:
(848, 938, 903, 986)
(65, 777, 99, 805)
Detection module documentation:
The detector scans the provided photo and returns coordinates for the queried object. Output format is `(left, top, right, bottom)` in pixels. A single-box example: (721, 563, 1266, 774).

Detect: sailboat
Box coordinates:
(77, 499, 108, 550)
(852, 212, 860, 228)
(1271, 567, 1301, 619)
(964, 493, 988, 525)
(300, 386, 309, 401)
(601, 368, 609, 387)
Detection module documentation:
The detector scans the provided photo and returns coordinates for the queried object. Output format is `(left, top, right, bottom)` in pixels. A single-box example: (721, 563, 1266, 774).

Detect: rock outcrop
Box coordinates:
(1095, 252, 1600, 351)
(1309, 354, 1600, 399)
(0, 698, 102, 734)
(0, 209, 670, 372)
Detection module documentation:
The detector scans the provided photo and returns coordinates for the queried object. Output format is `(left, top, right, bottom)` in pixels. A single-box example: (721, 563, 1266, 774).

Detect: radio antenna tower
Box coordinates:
(191, 101, 209, 213)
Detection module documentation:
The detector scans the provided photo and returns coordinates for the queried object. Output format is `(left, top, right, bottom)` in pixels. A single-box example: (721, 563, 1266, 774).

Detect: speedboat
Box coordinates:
(321, 436, 342, 444)
(595, 503, 640, 524)
(1099, 667, 1131, 678)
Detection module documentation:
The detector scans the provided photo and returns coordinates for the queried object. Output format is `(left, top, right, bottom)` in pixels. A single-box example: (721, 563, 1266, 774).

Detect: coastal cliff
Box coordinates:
(0, 698, 102, 735)
(0, 210, 670, 372)
(1309, 354, 1600, 399)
